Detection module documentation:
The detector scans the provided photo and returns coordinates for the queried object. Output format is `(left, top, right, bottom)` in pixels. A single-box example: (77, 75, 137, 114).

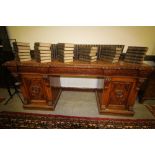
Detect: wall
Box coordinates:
(7, 26, 155, 88)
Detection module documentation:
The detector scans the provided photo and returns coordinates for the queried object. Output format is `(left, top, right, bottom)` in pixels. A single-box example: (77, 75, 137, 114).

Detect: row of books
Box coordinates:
(13, 42, 148, 64)
(13, 42, 31, 62)
(34, 42, 52, 63)
(99, 46, 122, 63)
(57, 43, 74, 63)
(78, 46, 98, 62)
(124, 46, 148, 64)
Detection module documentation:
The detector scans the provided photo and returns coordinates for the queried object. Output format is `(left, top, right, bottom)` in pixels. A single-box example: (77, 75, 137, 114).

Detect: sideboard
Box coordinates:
(3, 60, 153, 116)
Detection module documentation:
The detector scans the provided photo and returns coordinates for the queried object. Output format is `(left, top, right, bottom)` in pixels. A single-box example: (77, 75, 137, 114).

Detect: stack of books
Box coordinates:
(13, 42, 31, 62)
(34, 42, 52, 63)
(78, 46, 98, 62)
(124, 46, 148, 64)
(58, 43, 74, 63)
(99, 46, 122, 63)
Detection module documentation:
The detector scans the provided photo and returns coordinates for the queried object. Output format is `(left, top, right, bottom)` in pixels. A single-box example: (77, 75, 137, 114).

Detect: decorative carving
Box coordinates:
(104, 77, 111, 90)
(115, 89, 123, 98)
(28, 79, 45, 100)
(108, 82, 132, 105)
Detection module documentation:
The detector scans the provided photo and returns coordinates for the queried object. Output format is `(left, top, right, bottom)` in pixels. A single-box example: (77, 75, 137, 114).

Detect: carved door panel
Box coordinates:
(108, 81, 133, 108)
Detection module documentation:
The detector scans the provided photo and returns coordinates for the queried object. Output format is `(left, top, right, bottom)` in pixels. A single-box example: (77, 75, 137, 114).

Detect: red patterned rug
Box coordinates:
(0, 111, 155, 129)
(145, 105, 155, 117)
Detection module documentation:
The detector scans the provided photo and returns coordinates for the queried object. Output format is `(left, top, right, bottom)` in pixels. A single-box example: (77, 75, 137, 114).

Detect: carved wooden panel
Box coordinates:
(108, 81, 133, 106)
(23, 78, 46, 100)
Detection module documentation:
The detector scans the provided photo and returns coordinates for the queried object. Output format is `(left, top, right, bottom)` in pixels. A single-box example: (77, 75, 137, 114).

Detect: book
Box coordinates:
(58, 47, 74, 51)
(79, 47, 98, 50)
(79, 58, 97, 62)
(59, 58, 73, 63)
(124, 46, 148, 64)
(79, 55, 97, 60)
(18, 52, 31, 56)
(18, 55, 31, 59)
(125, 53, 145, 58)
(35, 42, 51, 47)
(100, 49, 122, 54)
(78, 49, 98, 54)
(18, 58, 31, 62)
(59, 56, 74, 60)
(58, 43, 74, 48)
(36, 50, 52, 54)
(58, 50, 74, 54)
(100, 55, 120, 59)
(35, 53, 51, 57)
(15, 46, 30, 50)
(100, 58, 119, 63)
(39, 59, 51, 63)
(78, 53, 97, 56)
(100, 52, 121, 57)
(17, 49, 30, 53)
(128, 46, 148, 51)
(125, 55, 145, 60)
(13, 42, 30, 46)
(126, 50, 147, 55)
(59, 53, 74, 57)
(34, 46, 51, 51)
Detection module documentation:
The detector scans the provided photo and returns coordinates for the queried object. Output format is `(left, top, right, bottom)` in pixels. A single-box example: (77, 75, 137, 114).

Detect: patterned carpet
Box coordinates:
(145, 105, 155, 117)
(0, 111, 155, 129)
(0, 97, 5, 103)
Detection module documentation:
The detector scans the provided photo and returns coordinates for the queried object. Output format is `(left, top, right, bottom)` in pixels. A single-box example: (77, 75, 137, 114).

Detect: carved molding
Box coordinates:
(104, 77, 111, 90)
(136, 78, 146, 90)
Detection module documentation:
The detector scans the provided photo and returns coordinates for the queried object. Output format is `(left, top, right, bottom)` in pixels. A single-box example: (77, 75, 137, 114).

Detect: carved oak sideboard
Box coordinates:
(4, 60, 153, 116)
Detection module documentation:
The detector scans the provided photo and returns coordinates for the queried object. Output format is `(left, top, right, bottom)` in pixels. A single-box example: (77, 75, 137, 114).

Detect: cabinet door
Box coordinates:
(23, 78, 46, 100)
(106, 77, 136, 110)
(108, 81, 133, 109)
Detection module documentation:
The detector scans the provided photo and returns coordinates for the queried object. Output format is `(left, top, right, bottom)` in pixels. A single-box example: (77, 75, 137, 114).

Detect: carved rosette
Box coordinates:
(109, 82, 132, 105)
(29, 80, 45, 100)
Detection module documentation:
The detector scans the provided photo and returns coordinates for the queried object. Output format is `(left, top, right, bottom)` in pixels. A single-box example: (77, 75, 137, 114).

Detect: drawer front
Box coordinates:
(104, 69, 138, 76)
(7, 66, 17, 73)
(49, 67, 104, 76)
(18, 66, 48, 73)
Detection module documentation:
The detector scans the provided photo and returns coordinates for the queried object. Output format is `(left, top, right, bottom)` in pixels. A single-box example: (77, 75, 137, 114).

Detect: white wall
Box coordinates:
(7, 26, 155, 88)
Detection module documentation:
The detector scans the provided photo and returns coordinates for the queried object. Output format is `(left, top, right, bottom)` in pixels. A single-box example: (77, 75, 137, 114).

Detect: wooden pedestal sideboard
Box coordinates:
(3, 60, 153, 116)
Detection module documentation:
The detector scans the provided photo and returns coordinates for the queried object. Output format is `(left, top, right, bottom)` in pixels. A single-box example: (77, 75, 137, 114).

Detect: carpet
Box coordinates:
(0, 111, 155, 129)
(145, 105, 155, 117)
(0, 97, 5, 103)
